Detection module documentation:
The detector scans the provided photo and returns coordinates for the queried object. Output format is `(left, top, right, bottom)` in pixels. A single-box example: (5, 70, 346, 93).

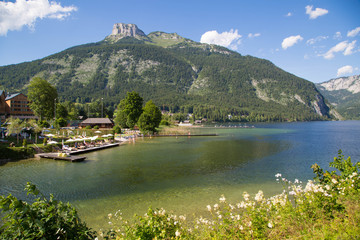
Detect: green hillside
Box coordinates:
(0, 24, 334, 122)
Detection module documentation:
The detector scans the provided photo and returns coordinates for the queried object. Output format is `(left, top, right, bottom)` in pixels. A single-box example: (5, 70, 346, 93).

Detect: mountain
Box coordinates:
(317, 75, 360, 119)
(0, 23, 335, 122)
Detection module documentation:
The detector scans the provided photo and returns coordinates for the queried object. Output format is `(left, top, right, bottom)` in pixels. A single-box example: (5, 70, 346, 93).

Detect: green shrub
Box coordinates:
(85, 125, 92, 129)
(43, 137, 47, 146)
(160, 119, 170, 126)
(55, 117, 68, 128)
(22, 139, 27, 147)
(0, 146, 35, 160)
(39, 120, 50, 128)
(0, 183, 95, 239)
(103, 207, 187, 239)
(93, 125, 99, 129)
(113, 125, 121, 134)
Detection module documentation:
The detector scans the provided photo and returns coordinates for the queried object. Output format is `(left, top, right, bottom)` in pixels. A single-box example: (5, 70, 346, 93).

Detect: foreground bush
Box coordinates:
(0, 183, 95, 239)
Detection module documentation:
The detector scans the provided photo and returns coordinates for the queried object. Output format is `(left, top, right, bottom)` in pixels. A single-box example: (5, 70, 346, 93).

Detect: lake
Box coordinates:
(1, 121, 359, 230)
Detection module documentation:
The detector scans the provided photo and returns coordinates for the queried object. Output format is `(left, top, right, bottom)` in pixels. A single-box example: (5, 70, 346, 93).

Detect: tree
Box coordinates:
(115, 91, 143, 129)
(27, 77, 58, 121)
(137, 100, 162, 134)
(56, 103, 68, 119)
(28, 119, 42, 144)
(54, 117, 67, 128)
(6, 117, 23, 144)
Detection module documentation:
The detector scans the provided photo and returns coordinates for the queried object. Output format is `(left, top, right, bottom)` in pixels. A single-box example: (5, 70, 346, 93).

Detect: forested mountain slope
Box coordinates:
(0, 23, 334, 121)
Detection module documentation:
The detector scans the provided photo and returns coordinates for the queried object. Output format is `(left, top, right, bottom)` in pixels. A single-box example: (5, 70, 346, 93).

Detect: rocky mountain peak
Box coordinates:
(319, 75, 360, 94)
(106, 23, 147, 41)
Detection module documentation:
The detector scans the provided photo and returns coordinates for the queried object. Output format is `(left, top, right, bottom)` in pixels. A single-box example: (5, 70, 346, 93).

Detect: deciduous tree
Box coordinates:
(115, 91, 143, 129)
(137, 100, 162, 134)
(27, 77, 58, 121)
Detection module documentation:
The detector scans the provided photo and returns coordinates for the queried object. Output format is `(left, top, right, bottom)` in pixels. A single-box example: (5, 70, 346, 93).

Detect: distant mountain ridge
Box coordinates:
(317, 75, 360, 119)
(0, 23, 335, 121)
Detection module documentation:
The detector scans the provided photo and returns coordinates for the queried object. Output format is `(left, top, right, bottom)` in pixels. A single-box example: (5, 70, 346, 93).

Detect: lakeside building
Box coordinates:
(0, 90, 35, 122)
(79, 118, 114, 129)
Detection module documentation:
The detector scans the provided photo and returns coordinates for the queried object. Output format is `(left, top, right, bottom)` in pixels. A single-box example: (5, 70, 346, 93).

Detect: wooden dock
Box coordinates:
(37, 153, 86, 162)
(69, 143, 120, 155)
(36, 143, 120, 162)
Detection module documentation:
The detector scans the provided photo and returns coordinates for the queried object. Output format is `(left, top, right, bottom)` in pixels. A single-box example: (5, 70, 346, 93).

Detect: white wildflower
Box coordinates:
(237, 201, 246, 208)
(268, 221, 273, 228)
(219, 194, 226, 203)
(175, 230, 181, 237)
(179, 215, 186, 221)
(239, 225, 244, 230)
(207, 205, 212, 211)
(255, 190, 264, 202)
(275, 173, 282, 178)
(214, 203, 219, 210)
(243, 192, 250, 201)
(294, 179, 299, 184)
(289, 191, 296, 196)
(332, 178, 338, 184)
(108, 213, 113, 219)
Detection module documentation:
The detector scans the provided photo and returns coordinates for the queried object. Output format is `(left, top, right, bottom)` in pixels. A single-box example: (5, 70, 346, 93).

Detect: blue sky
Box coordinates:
(0, 0, 359, 83)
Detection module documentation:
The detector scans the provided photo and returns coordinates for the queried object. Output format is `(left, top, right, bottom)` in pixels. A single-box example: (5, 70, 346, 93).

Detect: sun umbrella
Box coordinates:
(95, 130, 102, 133)
(101, 134, 109, 138)
(46, 134, 55, 137)
(107, 133, 113, 136)
(48, 141, 58, 144)
(66, 139, 75, 143)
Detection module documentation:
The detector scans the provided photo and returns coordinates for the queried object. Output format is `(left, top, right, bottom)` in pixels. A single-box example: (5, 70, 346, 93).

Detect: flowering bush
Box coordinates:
(102, 207, 188, 239)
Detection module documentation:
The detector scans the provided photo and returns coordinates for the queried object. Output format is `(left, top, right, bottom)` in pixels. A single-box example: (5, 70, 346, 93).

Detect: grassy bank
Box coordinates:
(0, 146, 35, 162)
(1, 150, 359, 239)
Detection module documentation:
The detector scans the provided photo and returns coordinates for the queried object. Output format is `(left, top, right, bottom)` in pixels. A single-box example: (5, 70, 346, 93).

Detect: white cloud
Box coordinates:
(281, 35, 303, 49)
(323, 40, 357, 59)
(347, 27, 360, 37)
(337, 65, 353, 77)
(200, 29, 242, 50)
(333, 31, 342, 40)
(305, 5, 328, 19)
(286, 12, 292, 17)
(306, 36, 328, 45)
(248, 33, 261, 38)
(0, 0, 77, 36)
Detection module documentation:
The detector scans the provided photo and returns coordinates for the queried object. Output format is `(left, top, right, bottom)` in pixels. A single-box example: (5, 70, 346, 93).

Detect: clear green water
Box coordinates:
(1, 121, 360, 230)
